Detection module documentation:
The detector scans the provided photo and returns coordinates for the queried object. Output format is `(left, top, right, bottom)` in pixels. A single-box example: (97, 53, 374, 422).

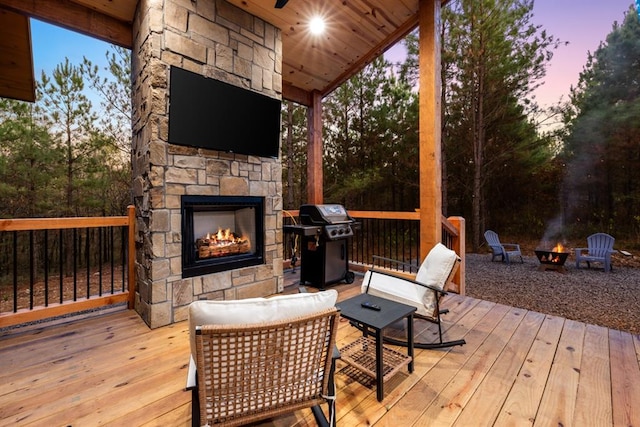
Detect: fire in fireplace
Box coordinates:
(181, 196, 264, 278)
(196, 228, 251, 259)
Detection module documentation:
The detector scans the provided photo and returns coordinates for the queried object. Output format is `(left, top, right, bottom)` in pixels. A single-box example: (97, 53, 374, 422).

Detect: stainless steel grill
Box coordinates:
(284, 204, 357, 288)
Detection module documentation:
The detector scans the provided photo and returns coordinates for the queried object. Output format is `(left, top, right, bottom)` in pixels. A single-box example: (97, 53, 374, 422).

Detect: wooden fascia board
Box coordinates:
(0, 0, 132, 48)
(0, 8, 35, 102)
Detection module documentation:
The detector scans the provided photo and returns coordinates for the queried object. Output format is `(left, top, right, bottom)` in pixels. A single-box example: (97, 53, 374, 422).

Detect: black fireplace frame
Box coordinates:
(181, 195, 265, 278)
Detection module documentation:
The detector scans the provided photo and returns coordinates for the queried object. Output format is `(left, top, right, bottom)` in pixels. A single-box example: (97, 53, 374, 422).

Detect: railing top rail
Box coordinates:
(283, 209, 459, 237)
(283, 209, 421, 221)
(0, 216, 129, 232)
(441, 216, 459, 237)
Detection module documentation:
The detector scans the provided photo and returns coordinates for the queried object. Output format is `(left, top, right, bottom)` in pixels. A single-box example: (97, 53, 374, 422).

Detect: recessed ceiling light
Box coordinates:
(309, 16, 326, 35)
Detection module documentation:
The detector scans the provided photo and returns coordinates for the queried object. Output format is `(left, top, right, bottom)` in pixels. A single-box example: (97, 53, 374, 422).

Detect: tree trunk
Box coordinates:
(472, 57, 486, 252)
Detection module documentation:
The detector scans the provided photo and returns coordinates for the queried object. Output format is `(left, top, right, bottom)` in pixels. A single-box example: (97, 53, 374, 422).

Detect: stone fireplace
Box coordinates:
(132, 0, 284, 328)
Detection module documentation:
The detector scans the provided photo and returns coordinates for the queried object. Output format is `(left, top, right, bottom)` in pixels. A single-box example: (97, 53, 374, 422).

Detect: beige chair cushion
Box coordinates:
(188, 290, 338, 360)
(362, 243, 458, 317)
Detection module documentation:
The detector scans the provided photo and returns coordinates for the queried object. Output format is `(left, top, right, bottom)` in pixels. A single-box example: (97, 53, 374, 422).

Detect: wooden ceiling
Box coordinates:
(0, 0, 448, 105)
(0, 8, 35, 102)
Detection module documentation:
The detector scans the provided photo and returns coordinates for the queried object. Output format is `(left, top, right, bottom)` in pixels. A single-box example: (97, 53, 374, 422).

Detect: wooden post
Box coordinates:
(127, 205, 136, 309)
(307, 90, 323, 204)
(447, 216, 466, 295)
(418, 0, 443, 260)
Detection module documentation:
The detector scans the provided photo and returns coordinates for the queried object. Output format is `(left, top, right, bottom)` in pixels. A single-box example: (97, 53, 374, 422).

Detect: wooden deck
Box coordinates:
(1, 272, 639, 426)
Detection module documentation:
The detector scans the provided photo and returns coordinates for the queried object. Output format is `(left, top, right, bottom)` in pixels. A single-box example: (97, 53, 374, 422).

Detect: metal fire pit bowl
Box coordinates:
(534, 250, 570, 273)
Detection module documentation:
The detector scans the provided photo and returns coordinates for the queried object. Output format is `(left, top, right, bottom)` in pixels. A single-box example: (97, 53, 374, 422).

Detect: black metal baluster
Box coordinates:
(13, 231, 18, 313)
(29, 230, 34, 310)
(86, 229, 90, 299)
(73, 228, 77, 301)
(110, 226, 115, 294)
(121, 226, 126, 292)
(98, 227, 103, 297)
(59, 229, 63, 304)
(44, 230, 49, 307)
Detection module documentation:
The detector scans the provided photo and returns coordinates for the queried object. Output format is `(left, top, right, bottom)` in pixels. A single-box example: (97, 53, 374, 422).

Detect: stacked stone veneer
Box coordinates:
(132, 0, 283, 328)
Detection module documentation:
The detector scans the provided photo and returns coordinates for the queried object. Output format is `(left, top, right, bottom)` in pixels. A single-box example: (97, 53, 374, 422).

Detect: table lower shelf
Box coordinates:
(339, 336, 412, 383)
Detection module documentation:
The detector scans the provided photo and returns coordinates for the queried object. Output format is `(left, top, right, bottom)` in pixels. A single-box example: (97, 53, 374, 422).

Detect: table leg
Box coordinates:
(407, 314, 414, 373)
(376, 328, 384, 401)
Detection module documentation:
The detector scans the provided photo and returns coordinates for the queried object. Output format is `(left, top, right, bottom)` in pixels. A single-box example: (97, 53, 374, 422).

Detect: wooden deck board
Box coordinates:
(1, 274, 639, 427)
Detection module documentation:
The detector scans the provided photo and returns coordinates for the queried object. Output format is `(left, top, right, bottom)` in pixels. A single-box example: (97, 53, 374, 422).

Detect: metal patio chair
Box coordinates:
(360, 243, 466, 350)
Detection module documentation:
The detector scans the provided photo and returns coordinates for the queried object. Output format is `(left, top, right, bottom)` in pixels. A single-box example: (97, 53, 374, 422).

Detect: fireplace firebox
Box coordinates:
(181, 195, 264, 278)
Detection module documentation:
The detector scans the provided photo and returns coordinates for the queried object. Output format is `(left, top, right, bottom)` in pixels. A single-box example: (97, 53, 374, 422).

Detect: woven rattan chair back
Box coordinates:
(193, 307, 339, 426)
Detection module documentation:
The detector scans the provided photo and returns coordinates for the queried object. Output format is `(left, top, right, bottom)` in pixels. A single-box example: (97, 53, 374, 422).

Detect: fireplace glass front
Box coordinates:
(181, 196, 264, 278)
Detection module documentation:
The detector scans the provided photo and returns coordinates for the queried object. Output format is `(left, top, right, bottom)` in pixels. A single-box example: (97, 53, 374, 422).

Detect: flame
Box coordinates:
(203, 227, 245, 246)
(552, 242, 564, 253)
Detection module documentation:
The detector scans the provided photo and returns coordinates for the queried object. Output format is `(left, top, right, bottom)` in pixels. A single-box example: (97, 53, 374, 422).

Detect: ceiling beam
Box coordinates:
(282, 82, 312, 107)
(0, 0, 132, 48)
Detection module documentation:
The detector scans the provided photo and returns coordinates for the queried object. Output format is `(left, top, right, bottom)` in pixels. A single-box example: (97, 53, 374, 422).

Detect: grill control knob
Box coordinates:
(331, 229, 337, 236)
(338, 229, 344, 235)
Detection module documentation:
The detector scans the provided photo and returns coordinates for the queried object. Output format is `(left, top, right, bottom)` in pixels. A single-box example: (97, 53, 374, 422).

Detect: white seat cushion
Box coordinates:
(362, 243, 458, 317)
(188, 289, 338, 361)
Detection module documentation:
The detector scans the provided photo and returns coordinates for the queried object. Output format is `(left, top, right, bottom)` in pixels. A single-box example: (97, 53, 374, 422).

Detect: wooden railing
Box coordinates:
(283, 210, 466, 295)
(1, 207, 464, 328)
(0, 206, 136, 328)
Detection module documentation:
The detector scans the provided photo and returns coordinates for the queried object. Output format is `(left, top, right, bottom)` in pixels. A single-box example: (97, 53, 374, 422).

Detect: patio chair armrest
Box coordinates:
(185, 355, 197, 391)
(372, 255, 418, 273)
(575, 247, 587, 256)
(369, 267, 447, 296)
(502, 243, 521, 251)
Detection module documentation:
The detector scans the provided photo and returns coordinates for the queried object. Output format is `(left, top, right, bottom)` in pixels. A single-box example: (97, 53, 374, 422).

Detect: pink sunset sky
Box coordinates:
(531, 0, 634, 107)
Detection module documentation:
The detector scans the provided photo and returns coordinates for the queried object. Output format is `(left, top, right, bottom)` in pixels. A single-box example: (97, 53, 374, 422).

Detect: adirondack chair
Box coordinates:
(483, 230, 523, 265)
(575, 233, 616, 272)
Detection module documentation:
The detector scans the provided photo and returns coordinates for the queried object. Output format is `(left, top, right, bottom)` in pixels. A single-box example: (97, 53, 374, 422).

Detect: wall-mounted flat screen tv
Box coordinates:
(168, 66, 282, 158)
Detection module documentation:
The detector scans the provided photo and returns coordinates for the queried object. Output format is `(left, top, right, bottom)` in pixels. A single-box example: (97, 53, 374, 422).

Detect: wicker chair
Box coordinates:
(186, 292, 340, 427)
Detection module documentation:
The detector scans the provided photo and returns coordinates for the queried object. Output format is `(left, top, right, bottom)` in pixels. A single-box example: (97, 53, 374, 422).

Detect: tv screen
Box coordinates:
(168, 66, 282, 158)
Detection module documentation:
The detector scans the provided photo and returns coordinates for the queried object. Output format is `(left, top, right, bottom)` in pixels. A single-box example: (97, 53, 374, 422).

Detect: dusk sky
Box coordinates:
(530, 0, 634, 107)
(30, 1, 637, 110)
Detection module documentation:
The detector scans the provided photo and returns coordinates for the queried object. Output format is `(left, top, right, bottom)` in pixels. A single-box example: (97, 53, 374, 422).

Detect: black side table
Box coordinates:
(336, 293, 416, 401)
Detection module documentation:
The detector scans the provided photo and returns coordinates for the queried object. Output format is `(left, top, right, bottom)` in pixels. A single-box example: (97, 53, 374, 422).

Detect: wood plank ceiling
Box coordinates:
(0, 0, 448, 105)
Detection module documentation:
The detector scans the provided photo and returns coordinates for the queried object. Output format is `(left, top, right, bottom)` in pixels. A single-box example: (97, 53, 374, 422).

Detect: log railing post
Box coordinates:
(447, 216, 466, 295)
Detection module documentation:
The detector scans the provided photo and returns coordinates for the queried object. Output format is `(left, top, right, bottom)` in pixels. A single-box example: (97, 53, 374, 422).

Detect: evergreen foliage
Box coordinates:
(561, 6, 640, 238)
(0, 48, 131, 218)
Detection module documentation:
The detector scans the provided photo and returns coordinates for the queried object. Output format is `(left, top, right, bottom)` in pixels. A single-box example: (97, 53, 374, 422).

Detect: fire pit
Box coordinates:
(535, 243, 570, 273)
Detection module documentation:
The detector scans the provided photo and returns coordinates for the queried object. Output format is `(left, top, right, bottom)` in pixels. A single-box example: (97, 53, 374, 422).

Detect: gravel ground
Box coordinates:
(465, 253, 640, 335)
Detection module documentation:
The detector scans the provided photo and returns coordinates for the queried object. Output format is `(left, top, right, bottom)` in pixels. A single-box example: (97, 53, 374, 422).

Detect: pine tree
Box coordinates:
(562, 6, 640, 235)
(442, 0, 559, 249)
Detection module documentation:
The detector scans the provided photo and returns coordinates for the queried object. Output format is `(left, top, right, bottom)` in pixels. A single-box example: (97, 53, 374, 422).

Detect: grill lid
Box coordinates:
(299, 204, 354, 225)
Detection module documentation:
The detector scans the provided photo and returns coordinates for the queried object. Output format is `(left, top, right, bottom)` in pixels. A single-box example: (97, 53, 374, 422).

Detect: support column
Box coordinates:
(306, 90, 323, 204)
(418, 0, 443, 259)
